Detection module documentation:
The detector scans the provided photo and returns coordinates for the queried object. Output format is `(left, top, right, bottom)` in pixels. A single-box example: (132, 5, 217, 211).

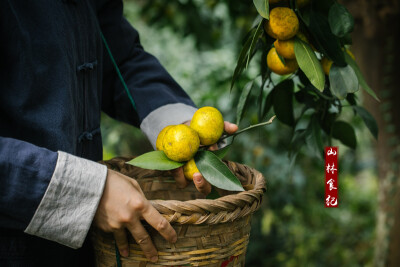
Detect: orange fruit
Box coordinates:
(268, 7, 299, 40)
(267, 47, 299, 75)
(274, 38, 295, 59)
(162, 125, 200, 162)
(183, 158, 200, 180)
(321, 57, 333, 76)
(156, 125, 174, 151)
(190, 107, 224, 146)
(321, 49, 355, 75)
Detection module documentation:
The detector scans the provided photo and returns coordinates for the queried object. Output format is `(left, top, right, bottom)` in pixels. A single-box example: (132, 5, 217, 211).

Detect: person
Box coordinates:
(0, 1, 238, 266)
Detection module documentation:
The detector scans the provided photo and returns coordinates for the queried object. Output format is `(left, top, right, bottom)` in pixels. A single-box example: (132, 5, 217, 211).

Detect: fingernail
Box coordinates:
(151, 256, 158, 262)
(172, 235, 178, 243)
(193, 173, 202, 182)
(120, 249, 129, 257)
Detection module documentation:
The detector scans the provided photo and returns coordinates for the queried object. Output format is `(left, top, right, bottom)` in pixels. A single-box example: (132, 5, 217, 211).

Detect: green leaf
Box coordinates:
(253, 0, 269, 19)
(276, 49, 286, 65)
(308, 11, 346, 66)
(332, 121, 357, 149)
(353, 106, 378, 139)
(126, 151, 184, 170)
(195, 151, 244, 192)
(212, 144, 231, 159)
(346, 93, 357, 106)
(257, 81, 264, 121)
(231, 32, 254, 90)
(344, 52, 379, 101)
(328, 3, 354, 38)
(206, 186, 221, 200)
(260, 48, 270, 84)
(273, 79, 295, 126)
(294, 38, 325, 91)
(295, 86, 317, 108)
(306, 115, 324, 159)
(247, 20, 264, 68)
(236, 81, 254, 125)
(262, 88, 275, 119)
(329, 64, 359, 100)
(290, 129, 306, 158)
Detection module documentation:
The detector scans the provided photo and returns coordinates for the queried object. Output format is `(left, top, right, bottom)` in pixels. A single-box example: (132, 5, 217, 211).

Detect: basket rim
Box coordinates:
(148, 161, 266, 225)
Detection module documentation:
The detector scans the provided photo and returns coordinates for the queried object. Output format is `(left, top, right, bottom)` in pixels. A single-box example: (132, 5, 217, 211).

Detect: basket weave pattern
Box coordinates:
(91, 157, 266, 267)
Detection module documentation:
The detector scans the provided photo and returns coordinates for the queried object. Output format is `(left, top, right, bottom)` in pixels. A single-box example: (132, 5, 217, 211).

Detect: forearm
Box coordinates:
(25, 152, 107, 249)
(0, 137, 107, 249)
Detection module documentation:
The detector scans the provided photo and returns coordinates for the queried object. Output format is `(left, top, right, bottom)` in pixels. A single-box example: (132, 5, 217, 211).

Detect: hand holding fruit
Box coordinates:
(156, 107, 238, 195)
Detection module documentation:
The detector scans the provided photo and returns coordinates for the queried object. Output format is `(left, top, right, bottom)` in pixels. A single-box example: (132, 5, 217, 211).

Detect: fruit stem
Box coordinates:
(220, 115, 276, 141)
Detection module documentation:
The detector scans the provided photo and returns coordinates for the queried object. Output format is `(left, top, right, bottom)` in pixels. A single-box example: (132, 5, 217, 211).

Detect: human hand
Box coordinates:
(93, 169, 177, 262)
(172, 121, 238, 195)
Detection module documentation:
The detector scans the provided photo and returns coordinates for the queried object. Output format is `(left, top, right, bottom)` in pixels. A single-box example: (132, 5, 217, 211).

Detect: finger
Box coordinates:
(127, 219, 159, 262)
(193, 173, 212, 195)
(171, 167, 188, 189)
(113, 229, 129, 257)
(224, 121, 239, 134)
(141, 204, 177, 244)
(208, 144, 218, 151)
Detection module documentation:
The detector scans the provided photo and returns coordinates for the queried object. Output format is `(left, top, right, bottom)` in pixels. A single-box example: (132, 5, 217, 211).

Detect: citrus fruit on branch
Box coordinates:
(274, 38, 295, 59)
(183, 158, 199, 180)
(162, 125, 200, 162)
(156, 125, 174, 151)
(265, 7, 299, 41)
(267, 47, 299, 75)
(190, 106, 224, 146)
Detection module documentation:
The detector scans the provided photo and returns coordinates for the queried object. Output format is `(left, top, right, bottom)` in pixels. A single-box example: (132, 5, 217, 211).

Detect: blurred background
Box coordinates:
(101, 1, 400, 266)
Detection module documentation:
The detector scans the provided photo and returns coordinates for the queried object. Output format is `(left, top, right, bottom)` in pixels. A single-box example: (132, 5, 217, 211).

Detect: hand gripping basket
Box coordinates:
(91, 157, 266, 267)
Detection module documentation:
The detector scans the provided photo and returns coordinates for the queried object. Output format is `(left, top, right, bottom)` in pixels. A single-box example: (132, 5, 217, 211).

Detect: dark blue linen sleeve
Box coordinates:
(97, 0, 196, 127)
(0, 137, 58, 230)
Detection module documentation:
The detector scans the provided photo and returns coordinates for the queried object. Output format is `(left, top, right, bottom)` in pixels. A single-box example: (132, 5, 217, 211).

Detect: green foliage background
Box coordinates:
(101, 1, 377, 266)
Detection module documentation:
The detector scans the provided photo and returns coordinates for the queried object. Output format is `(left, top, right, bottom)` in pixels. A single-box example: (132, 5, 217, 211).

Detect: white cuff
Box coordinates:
(24, 151, 107, 249)
(140, 103, 198, 149)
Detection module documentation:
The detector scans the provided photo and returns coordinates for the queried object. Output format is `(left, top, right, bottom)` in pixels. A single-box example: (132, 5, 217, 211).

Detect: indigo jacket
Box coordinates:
(0, 0, 197, 266)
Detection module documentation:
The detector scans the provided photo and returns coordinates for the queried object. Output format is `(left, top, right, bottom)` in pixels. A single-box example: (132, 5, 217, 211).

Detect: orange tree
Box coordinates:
(231, 0, 379, 162)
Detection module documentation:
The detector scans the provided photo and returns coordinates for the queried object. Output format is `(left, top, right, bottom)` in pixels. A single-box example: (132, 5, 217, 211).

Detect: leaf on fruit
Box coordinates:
(126, 151, 184, 170)
(237, 81, 254, 125)
(332, 121, 357, 149)
(273, 79, 295, 126)
(294, 38, 325, 92)
(329, 64, 359, 100)
(344, 52, 379, 101)
(195, 151, 244, 192)
(328, 3, 354, 38)
(353, 106, 378, 140)
(253, 0, 269, 19)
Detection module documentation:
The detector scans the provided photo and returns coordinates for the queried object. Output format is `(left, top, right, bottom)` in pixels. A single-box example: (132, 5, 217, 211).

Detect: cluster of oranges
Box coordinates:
(265, 6, 301, 75)
(264, 0, 354, 77)
(156, 107, 224, 180)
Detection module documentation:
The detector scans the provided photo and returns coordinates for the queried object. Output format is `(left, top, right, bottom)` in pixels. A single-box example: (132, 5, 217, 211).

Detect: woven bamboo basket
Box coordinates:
(91, 157, 266, 267)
